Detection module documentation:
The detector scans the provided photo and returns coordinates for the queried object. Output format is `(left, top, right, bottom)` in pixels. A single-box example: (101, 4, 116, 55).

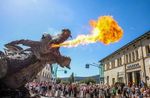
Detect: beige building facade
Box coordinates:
(100, 31, 150, 86)
(35, 64, 52, 82)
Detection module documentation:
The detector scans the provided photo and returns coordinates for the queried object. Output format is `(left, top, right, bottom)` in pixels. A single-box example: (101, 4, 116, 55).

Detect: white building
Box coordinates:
(35, 64, 52, 82)
(100, 31, 150, 86)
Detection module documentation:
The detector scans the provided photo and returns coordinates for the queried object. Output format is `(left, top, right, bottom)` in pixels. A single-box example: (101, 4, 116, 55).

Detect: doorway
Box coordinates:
(128, 72, 132, 83)
(135, 71, 141, 85)
(127, 71, 141, 86)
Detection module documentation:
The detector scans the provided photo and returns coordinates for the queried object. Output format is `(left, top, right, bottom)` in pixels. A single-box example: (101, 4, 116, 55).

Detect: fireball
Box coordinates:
(52, 16, 123, 48)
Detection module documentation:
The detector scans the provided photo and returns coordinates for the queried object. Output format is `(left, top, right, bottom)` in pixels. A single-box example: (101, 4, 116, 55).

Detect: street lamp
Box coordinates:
(53, 69, 67, 83)
(85, 63, 104, 84)
(57, 69, 67, 74)
(51, 64, 67, 82)
(54, 69, 67, 78)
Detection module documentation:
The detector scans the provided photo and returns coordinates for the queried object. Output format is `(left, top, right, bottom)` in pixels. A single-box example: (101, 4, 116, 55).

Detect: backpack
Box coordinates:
(111, 88, 116, 95)
(106, 88, 111, 96)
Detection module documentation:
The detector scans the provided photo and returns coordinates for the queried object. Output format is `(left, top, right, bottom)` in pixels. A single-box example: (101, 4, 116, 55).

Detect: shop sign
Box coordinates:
(127, 63, 140, 69)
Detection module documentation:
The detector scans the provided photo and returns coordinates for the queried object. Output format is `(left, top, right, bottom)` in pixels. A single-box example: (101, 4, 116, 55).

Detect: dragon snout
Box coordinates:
(63, 56, 71, 69)
(59, 56, 71, 69)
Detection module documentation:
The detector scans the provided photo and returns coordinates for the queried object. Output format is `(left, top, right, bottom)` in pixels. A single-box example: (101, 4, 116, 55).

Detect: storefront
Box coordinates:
(104, 66, 125, 85)
(126, 63, 141, 85)
(117, 72, 124, 83)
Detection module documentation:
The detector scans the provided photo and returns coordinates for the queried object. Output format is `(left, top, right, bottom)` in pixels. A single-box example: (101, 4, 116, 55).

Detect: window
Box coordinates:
(112, 78, 115, 84)
(118, 77, 123, 82)
(129, 53, 131, 63)
(146, 45, 150, 56)
(126, 55, 128, 64)
(120, 58, 122, 65)
(112, 61, 115, 68)
(117, 58, 122, 66)
(107, 63, 110, 70)
(132, 52, 135, 61)
(107, 76, 109, 84)
(117, 59, 119, 66)
(135, 50, 139, 60)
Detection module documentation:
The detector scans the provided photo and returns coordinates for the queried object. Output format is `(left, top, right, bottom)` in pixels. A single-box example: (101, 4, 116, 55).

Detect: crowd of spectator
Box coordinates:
(25, 81, 150, 98)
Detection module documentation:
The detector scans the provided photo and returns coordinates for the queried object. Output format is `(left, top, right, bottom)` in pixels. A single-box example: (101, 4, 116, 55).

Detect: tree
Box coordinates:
(56, 78, 62, 84)
(61, 80, 70, 84)
(68, 72, 74, 83)
(80, 77, 96, 85)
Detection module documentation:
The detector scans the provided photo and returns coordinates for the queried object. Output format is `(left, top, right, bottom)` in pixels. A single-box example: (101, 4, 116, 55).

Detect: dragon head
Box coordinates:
(62, 29, 72, 38)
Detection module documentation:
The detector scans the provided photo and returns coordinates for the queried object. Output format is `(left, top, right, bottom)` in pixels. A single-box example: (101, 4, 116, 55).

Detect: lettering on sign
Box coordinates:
(127, 63, 140, 69)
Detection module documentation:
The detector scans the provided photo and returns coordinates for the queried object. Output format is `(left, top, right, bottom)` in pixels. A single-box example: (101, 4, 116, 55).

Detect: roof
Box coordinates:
(99, 30, 150, 62)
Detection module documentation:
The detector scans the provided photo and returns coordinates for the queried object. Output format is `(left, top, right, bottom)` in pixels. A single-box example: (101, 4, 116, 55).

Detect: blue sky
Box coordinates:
(0, 0, 150, 77)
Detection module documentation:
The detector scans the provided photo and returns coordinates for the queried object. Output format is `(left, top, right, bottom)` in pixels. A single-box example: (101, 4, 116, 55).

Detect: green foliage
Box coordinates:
(68, 72, 74, 83)
(80, 77, 96, 85)
(56, 78, 62, 84)
(61, 80, 70, 84)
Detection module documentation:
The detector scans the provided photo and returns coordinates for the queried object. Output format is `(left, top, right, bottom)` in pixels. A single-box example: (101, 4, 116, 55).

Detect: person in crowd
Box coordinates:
(104, 85, 111, 98)
(26, 81, 150, 98)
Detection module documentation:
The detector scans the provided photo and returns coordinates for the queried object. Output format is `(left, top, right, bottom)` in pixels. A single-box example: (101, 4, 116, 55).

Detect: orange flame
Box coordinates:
(52, 16, 123, 48)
